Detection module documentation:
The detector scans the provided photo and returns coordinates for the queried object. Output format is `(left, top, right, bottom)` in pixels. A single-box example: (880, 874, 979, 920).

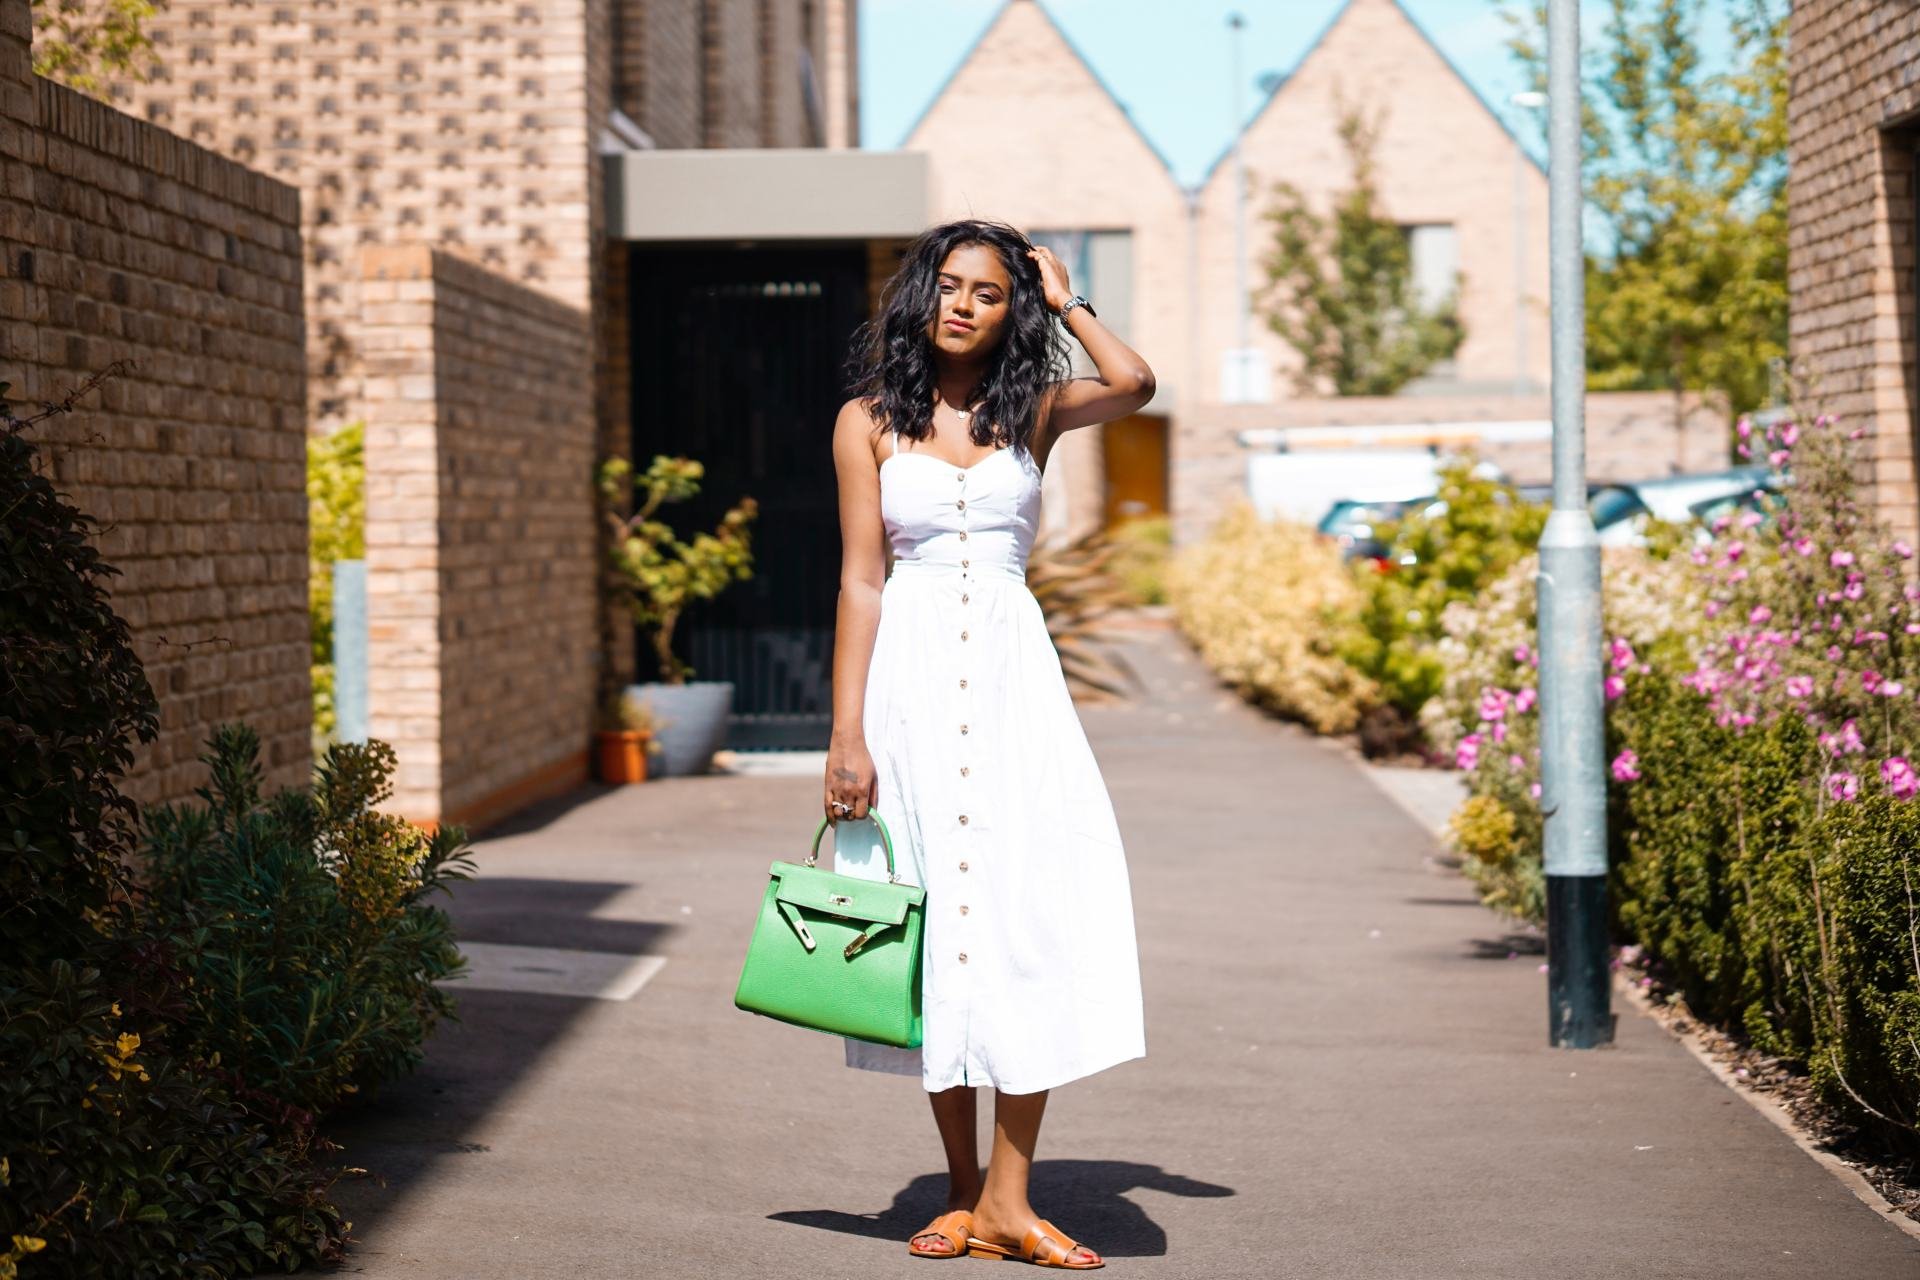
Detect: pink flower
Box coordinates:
(1820, 718, 1865, 756)
(1897, 541, 1916, 560)
(1832, 550, 1856, 568)
(1455, 734, 1482, 771)
(1491, 720, 1510, 744)
(1512, 643, 1532, 665)
(1882, 681, 1907, 697)
(1690, 547, 1711, 566)
(1705, 600, 1724, 619)
(1749, 605, 1772, 625)
(1827, 772, 1861, 802)
(1781, 423, 1800, 446)
(1736, 418, 1752, 439)
(1604, 675, 1626, 701)
(1826, 645, 1844, 661)
(1735, 443, 1752, 460)
(1610, 750, 1642, 783)
(1478, 687, 1512, 723)
(1844, 578, 1866, 602)
(1508, 753, 1526, 771)
(1514, 687, 1538, 714)
(1794, 538, 1815, 557)
(1529, 781, 1542, 799)
(1768, 449, 1790, 467)
(1862, 670, 1883, 694)
(1785, 675, 1814, 699)
(1608, 637, 1637, 672)
(1883, 757, 1920, 800)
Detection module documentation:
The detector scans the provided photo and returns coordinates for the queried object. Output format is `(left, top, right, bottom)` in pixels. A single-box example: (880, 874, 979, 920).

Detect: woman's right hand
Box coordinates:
(824, 736, 878, 823)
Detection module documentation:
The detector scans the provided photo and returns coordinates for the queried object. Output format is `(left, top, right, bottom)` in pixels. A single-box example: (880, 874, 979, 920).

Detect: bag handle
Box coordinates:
(806, 809, 899, 883)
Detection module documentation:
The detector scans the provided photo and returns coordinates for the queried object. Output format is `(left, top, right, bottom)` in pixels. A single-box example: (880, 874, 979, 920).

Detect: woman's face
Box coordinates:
(928, 242, 1013, 362)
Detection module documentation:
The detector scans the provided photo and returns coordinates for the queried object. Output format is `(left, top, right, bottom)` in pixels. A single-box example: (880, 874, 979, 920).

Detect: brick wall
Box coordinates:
(3, 1, 311, 805)
(359, 245, 597, 827)
(105, 0, 618, 438)
(1787, 0, 1920, 544)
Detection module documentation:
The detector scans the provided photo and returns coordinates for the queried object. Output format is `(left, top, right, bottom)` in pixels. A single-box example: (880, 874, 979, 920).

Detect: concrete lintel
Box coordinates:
(606, 147, 928, 242)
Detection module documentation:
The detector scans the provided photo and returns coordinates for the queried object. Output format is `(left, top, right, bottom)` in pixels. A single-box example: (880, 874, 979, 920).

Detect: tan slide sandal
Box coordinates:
(965, 1217, 1104, 1269)
(909, 1209, 978, 1259)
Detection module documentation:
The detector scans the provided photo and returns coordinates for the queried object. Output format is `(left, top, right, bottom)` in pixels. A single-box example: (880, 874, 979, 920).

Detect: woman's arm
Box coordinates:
(824, 396, 887, 819)
(1026, 244, 1157, 440)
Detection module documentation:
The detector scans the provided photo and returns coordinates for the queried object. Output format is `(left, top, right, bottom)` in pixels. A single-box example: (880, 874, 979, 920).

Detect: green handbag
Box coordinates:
(733, 810, 926, 1048)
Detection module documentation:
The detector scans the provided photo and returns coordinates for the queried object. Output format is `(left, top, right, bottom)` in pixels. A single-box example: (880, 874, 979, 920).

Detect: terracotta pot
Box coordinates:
(594, 729, 652, 784)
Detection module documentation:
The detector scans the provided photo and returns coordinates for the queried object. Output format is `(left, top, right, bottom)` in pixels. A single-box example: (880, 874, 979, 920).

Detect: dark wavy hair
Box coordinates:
(842, 218, 1071, 456)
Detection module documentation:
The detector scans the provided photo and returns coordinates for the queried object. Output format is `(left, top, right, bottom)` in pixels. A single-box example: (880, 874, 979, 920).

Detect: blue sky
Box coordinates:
(859, 0, 1735, 188)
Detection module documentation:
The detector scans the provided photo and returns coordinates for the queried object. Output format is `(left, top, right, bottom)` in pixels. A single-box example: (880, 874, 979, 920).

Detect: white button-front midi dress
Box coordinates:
(830, 424, 1147, 1095)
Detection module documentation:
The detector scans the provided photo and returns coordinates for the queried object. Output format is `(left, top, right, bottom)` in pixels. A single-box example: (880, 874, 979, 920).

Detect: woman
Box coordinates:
(822, 218, 1154, 1269)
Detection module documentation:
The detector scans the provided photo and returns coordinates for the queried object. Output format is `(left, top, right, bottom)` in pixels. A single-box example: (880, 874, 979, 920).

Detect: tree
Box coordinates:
(1502, 0, 1787, 415)
(1254, 104, 1466, 397)
(30, 0, 168, 99)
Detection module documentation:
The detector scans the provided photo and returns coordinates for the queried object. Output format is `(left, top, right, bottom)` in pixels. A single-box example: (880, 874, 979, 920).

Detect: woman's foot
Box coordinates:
(967, 1202, 1101, 1266)
(909, 1188, 983, 1256)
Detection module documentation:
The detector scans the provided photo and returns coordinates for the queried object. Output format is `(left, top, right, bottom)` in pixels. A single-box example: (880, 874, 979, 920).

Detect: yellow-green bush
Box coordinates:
(1165, 501, 1379, 734)
(1106, 513, 1172, 605)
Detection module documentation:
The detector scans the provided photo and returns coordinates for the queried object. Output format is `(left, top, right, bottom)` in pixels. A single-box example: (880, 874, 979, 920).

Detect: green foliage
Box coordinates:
(142, 727, 475, 1116)
(1340, 458, 1547, 717)
(1255, 104, 1466, 396)
(0, 385, 346, 1276)
(307, 421, 365, 739)
(0, 958, 347, 1278)
(29, 0, 167, 98)
(596, 455, 759, 684)
(0, 386, 158, 973)
(1106, 514, 1172, 607)
(1502, 0, 1788, 413)
(1165, 503, 1380, 735)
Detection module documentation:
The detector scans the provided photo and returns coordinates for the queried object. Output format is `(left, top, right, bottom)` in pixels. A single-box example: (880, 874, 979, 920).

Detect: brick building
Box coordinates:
(4, 0, 313, 806)
(1787, 0, 1920, 545)
(31, 0, 910, 819)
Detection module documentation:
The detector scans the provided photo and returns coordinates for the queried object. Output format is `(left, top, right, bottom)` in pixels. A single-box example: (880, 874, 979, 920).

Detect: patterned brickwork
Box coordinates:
(358, 244, 596, 825)
(105, 0, 612, 439)
(3, 5, 312, 806)
(1787, 0, 1920, 544)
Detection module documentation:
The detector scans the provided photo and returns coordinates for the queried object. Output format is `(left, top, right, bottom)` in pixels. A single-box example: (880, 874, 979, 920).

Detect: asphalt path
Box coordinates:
(314, 620, 1920, 1279)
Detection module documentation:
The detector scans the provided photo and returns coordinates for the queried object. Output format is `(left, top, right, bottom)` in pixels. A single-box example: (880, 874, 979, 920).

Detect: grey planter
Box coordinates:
(626, 680, 733, 776)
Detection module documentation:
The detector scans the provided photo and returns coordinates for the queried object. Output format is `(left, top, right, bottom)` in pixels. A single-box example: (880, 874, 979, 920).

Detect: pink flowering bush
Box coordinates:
(1441, 410, 1920, 1156)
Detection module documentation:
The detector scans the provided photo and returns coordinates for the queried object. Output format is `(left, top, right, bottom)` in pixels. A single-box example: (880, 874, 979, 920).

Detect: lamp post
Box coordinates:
(1509, 90, 1546, 397)
(1229, 12, 1248, 361)
(1538, 0, 1613, 1048)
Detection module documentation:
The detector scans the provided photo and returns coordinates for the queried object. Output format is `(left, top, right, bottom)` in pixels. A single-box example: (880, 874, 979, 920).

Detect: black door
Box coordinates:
(627, 243, 870, 750)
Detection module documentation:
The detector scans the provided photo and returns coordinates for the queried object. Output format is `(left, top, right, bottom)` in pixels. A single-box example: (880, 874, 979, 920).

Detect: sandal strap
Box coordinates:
(1023, 1218, 1083, 1264)
(916, 1209, 974, 1251)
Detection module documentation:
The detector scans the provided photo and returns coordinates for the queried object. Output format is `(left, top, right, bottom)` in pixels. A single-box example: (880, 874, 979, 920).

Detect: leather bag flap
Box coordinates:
(769, 861, 923, 925)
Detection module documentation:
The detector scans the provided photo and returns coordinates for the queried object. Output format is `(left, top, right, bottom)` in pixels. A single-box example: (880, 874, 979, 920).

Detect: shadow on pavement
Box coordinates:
(770, 1161, 1234, 1260)
(321, 875, 678, 1240)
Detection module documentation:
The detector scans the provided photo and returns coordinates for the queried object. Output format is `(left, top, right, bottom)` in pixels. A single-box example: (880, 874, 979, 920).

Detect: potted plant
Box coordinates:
(596, 454, 758, 777)
(595, 688, 664, 784)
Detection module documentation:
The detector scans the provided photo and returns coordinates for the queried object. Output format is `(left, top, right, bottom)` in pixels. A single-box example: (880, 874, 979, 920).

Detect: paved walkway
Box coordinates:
(318, 622, 1920, 1279)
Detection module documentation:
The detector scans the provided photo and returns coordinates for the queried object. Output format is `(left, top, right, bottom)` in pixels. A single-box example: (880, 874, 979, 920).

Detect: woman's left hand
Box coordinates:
(1026, 245, 1075, 314)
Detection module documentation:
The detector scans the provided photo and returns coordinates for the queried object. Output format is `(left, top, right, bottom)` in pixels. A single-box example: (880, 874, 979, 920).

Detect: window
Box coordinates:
(1026, 229, 1133, 377)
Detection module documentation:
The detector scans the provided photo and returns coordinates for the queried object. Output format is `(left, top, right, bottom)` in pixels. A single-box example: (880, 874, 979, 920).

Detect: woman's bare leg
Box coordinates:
(968, 1088, 1101, 1265)
(910, 1084, 982, 1255)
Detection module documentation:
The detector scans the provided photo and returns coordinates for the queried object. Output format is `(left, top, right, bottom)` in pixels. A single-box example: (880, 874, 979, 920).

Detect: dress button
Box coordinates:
(961, 558, 969, 567)
(960, 630, 968, 641)
(959, 814, 968, 824)
(959, 766, 970, 776)
(957, 499, 967, 511)
(958, 952, 968, 964)
(959, 531, 968, 541)
(960, 724, 968, 734)
(959, 904, 970, 915)
(959, 678, 967, 688)
(961, 593, 969, 603)
(958, 860, 969, 872)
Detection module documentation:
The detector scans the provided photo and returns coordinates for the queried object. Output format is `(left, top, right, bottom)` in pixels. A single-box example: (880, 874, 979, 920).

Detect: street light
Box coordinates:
(1538, 0, 1613, 1048)
(1509, 90, 1546, 397)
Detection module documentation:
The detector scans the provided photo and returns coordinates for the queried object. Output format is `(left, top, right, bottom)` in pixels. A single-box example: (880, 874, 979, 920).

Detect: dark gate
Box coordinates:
(627, 243, 871, 750)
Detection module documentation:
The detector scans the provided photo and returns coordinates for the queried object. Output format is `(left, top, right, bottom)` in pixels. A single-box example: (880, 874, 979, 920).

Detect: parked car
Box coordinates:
(1593, 466, 1779, 548)
(1316, 496, 1431, 563)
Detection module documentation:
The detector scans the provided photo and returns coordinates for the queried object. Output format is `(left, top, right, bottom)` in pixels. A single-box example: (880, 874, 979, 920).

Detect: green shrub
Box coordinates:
(0, 387, 347, 1275)
(308, 420, 365, 739)
(1165, 501, 1379, 734)
(1106, 513, 1173, 605)
(1340, 456, 1547, 719)
(143, 727, 475, 1115)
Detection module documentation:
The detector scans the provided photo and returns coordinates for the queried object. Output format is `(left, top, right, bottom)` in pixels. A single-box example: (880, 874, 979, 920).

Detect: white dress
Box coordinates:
(830, 423, 1147, 1094)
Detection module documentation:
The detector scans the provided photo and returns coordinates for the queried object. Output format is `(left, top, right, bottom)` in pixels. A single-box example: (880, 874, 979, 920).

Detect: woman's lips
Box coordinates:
(944, 319, 974, 332)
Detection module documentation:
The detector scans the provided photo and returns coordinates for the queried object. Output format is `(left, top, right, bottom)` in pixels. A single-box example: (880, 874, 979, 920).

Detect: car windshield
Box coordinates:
(1590, 486, 1648, 529)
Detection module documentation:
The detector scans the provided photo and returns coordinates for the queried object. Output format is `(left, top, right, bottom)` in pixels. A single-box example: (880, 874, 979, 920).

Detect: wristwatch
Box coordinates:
(1059, 294, 1096, 320)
